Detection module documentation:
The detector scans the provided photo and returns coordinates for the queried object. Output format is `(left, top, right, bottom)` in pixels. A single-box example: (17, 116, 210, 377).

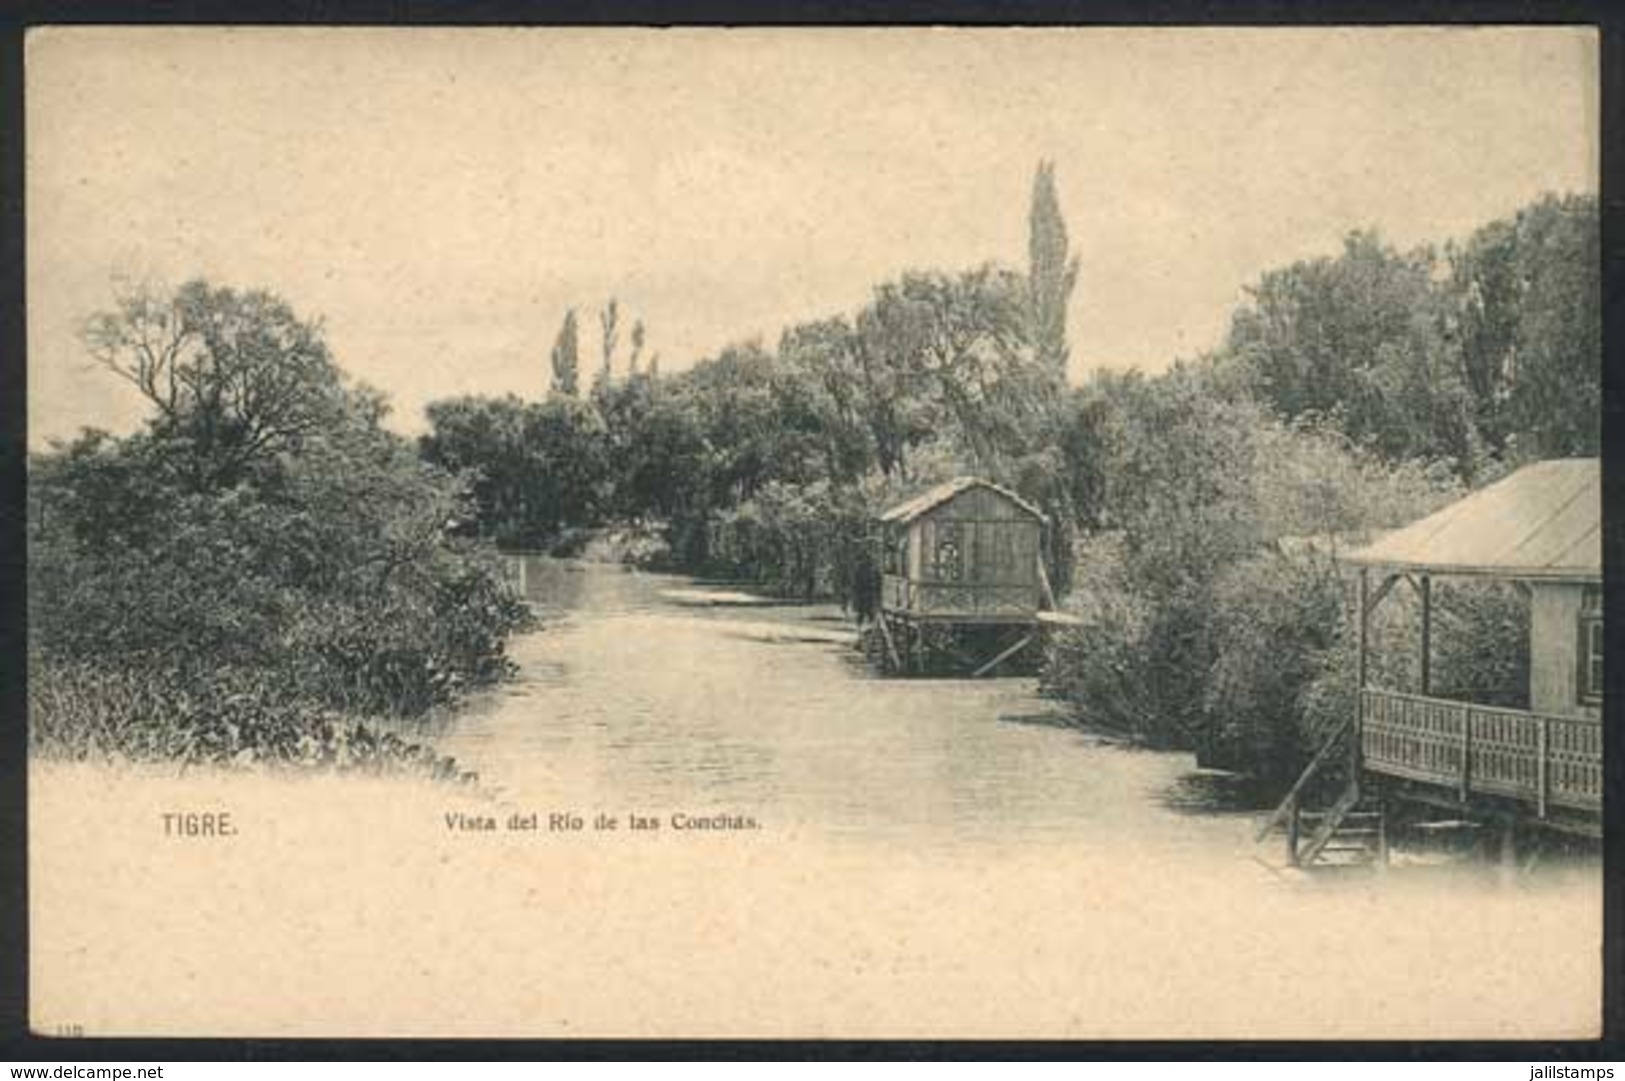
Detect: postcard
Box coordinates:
(25, 25, 1602, 1039)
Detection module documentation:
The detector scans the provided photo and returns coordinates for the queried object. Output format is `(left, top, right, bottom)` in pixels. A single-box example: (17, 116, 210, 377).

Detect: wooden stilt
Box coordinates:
(1376, 794, 1391, 872)
(1497, 818, 1519, 887)
(972, 633, 1034, 679)
(875, 612, 903, 673)
(1520, 829, 1545, 876)
(1285, 795, 1301, 868)
(1036, 556, 1057, 611)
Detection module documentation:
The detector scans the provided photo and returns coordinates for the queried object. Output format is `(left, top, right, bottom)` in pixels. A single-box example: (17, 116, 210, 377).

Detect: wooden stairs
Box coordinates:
(1286, 796, 1387, 869)
(1254, 717, 1388, 872)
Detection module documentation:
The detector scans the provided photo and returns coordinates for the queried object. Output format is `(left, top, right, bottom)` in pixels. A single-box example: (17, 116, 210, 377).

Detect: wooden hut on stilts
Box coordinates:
(872, 477, 1075, 677)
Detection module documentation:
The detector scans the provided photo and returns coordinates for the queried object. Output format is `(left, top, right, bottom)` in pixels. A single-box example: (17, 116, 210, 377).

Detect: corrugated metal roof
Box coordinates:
(1344, 458, 1600, 580)
(878, 476, 1049, 525)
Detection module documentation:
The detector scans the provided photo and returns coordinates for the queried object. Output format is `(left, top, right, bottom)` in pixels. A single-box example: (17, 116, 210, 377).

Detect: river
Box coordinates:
(436, 557, 1258, 858)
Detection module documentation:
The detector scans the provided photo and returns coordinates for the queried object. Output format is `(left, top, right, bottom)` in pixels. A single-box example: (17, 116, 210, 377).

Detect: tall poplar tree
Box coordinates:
(600, 300, 620, 375)
(549, 309, 580, 397)
(1027, 160, 1079, 386)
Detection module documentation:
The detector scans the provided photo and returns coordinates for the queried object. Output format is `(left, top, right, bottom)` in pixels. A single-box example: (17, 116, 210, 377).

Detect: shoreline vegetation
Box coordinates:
(29, 281, 530, 780)
(29, 168, 1598, 801)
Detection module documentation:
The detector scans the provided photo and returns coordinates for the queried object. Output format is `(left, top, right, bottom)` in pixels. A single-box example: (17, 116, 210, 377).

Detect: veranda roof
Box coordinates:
(1344, 458, 1600, 581)
(878, 476, 1048, 525)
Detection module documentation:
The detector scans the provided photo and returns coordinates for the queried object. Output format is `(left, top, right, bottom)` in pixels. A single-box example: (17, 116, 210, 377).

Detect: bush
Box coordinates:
(32, 427, 532, 725)
(1039, 380, 1463, 780)
(1200, 548, 1344, 786)
(1039, 532, 1180, 744)
(706, 479, 880, 607)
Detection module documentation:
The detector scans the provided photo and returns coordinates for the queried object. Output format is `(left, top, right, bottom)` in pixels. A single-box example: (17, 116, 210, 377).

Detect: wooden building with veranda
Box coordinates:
(1259, 458, 1603, 869)
(874, 477, 1062, 675)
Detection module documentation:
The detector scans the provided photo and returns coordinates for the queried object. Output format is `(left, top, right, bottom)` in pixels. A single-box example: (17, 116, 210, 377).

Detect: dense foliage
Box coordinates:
(31, 281, 529, 774)
(1220, 194, 1599, 475)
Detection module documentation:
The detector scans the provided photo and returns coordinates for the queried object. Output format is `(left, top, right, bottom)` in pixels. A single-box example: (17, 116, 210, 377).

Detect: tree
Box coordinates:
(605, 382, 707, 522)
(520, 397, 612, 534)
(1447, 193, 1600, 460)
(420, 396, 530, 538)
(857, 266, 1040, 471)
(549, 309, 580, 397)
(1221, 230, 1474, 471)
(81, 279, 348, 492)
(776, 317, 878, 484)
(1027, 160, 1079, 389)
(1221, 197, 1599, 476)
(679, 340, 793, 504)
(628, 319, 647, 377)
(594, 298, 621, 397)
(420, 394, 610, 545)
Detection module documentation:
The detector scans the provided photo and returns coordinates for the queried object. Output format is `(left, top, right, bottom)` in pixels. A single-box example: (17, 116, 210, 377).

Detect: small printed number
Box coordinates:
(54, 1022, 83, 1037)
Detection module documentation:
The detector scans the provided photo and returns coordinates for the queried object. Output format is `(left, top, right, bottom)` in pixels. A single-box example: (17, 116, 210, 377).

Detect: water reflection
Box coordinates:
(1159, 769, 1272, 816)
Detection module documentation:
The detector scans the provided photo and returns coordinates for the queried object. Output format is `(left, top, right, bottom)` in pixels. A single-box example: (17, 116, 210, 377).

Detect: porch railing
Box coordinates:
(880, 574, 1039, 618)
(1359, 687, 1602, 817)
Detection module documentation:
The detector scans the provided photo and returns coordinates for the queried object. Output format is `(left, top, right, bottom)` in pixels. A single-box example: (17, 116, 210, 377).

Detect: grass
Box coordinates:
(29, 659, 475, 782)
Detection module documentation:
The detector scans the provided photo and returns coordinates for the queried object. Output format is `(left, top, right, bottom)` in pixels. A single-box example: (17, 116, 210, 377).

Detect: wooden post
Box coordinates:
(1036, 555, 1057, 612)
(1375, 794, 1390, 872)
(1285, 794, 1301, 868)
(1537, 715, 1549, 819)
(876, 612, 903, 673)
(1356, 568, 1370, 692)
(1418, 574, 1432, 696)
(1354, 568, 1370, 784)
(1460, 705, 1474, 803)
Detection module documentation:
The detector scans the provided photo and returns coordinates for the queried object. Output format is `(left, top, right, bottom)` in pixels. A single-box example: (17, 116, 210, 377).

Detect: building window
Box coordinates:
(1579, 585, 1603, 705)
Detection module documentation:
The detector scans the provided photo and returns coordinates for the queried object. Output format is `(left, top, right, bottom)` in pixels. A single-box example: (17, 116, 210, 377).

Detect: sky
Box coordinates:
(26, 26, 1597, 446)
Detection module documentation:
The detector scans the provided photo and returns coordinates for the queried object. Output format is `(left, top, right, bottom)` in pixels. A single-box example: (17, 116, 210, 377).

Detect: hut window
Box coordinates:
(934, 522, 963, 581)
(1579, 585, 1603, 705)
